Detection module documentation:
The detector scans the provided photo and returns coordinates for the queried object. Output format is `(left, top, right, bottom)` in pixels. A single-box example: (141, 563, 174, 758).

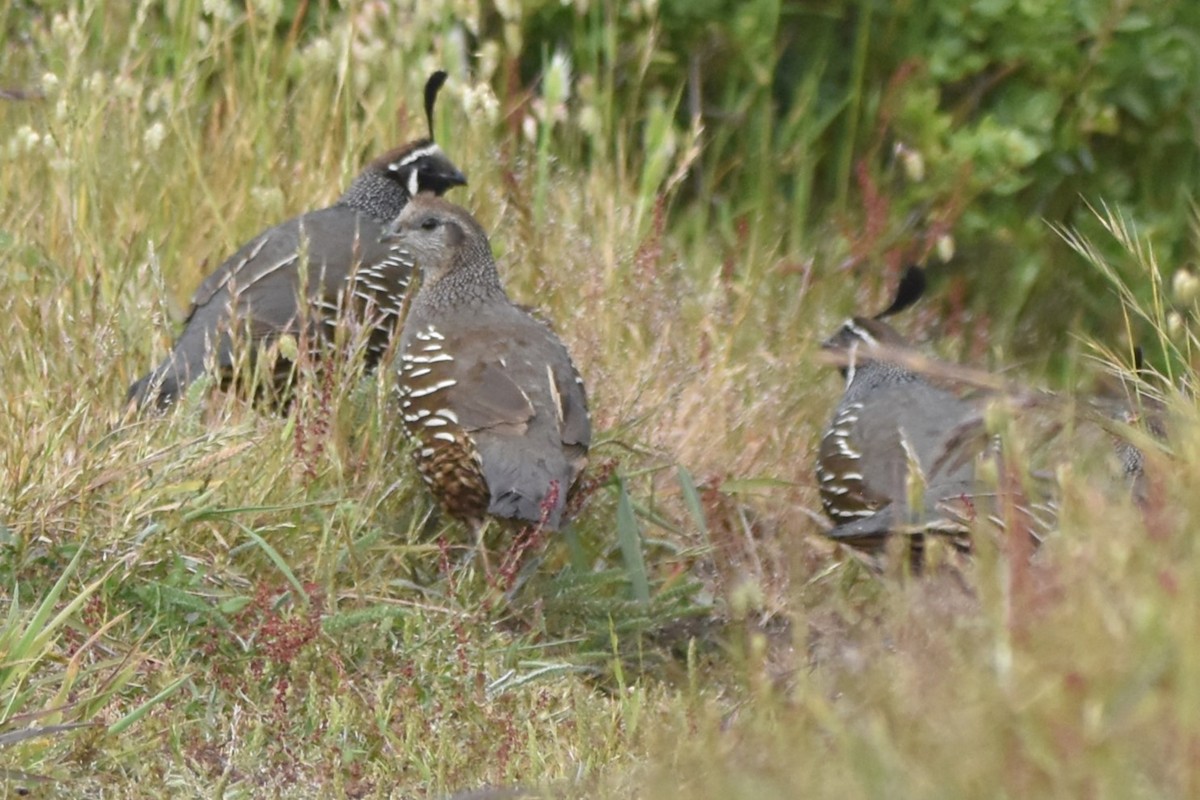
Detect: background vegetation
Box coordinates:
(1, 0, 1199, 796)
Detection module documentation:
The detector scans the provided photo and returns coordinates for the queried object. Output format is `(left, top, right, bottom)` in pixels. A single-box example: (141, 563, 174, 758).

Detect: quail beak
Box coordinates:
(819, 331, 848, 353)
(382, 224, 412, 247)
(432, 164, 468, 191)
(818, 335, 855, 380)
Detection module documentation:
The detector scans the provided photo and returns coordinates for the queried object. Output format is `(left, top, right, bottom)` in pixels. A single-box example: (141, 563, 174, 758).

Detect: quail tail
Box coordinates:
(483, 455, 572, 530)
(487, 489, 561, 530)
(126, 327, 228, 411)
(127, 354, 191, 410)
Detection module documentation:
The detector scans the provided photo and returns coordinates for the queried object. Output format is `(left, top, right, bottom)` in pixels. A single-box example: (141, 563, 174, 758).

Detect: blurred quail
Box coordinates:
(386, 196, 590, 531)
(816, 267, 983, 554)
(126, 71, 467, 410)
(1107, 346, 1169, 507)
(444, 789, 541, 800)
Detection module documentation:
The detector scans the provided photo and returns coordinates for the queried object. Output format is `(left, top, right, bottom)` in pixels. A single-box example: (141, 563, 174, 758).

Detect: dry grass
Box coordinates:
(1, 3, 1198, 799)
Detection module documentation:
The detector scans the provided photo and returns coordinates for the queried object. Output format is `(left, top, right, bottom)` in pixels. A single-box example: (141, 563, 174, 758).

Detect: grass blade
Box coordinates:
(676, 465, 709, 542)
(107, 675, 189, 736)
(615, 476, 651, 605)
(0, 722, 90, 748)
(233, 522, 306, 599)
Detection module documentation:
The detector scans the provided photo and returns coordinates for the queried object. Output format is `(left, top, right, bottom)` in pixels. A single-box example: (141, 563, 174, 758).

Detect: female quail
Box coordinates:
(126, 71, 467, 410)
(386, 196, 590, 531)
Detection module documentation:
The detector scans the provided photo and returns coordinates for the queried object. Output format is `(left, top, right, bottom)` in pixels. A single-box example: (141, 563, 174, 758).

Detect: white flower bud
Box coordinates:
(1167, 311, 1185, 339)
(143, 121, 167, 153)
(202, 0, 235, 21)
(935, 234, 956, 263)
(461, 84, 500, 125)
(896, 142, 925, 182)
(577, 106, 601, 136)
(13, 125, 39, 154)
(1171, 267, 1200, 307)
(249, 0, 282, 19)
(305, 37, 334, 68)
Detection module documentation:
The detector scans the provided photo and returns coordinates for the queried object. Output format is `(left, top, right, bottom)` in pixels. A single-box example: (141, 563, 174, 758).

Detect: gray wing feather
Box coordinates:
(127, 207, 400, 409)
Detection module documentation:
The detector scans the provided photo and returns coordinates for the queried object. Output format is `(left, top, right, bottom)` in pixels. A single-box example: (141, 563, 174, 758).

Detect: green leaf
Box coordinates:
(677, 465, 709, 542)
(719, 477, 795, 494)
(233, 523, 307, 601)
(107, 675, 189, 735)
(218, 595, 253, 615)
(615, 477, 651, 605)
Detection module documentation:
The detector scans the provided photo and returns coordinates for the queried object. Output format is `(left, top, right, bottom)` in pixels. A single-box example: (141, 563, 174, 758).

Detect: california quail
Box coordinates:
(126, 71, 467, 410)
(816, 267, 983, 554)
(1107, 346, 1170, 507)
(385, 196, 590, 532)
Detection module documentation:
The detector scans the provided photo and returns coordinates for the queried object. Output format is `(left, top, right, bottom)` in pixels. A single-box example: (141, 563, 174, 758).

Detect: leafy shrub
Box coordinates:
(500, 0, 1200, 366)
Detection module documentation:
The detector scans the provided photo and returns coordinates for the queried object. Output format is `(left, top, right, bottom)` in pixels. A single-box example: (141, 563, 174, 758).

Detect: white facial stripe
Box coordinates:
(387, 143, 443, 172)
(844, 320, 878, 347)
(845, 341, 859, 387)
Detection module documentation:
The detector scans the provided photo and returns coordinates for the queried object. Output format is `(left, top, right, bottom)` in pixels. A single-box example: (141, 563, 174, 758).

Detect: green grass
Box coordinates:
(1, 2, 1199, 798)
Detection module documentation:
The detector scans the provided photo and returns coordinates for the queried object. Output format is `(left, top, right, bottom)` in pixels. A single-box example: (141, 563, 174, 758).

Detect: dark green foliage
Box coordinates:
(505, 0, 1200, 365)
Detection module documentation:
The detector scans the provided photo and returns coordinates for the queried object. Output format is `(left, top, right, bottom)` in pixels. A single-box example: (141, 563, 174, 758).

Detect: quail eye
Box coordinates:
(420, 217, 441, 231)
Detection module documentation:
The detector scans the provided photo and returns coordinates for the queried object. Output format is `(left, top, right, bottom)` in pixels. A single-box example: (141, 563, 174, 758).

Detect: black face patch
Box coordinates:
(382, 144, 467, 198)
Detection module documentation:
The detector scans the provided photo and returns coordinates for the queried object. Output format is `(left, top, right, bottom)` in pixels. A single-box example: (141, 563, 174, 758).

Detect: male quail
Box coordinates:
(386, 196, 590, 532)
(126, 71, 467, 410)
(816, 267, 983, 554)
